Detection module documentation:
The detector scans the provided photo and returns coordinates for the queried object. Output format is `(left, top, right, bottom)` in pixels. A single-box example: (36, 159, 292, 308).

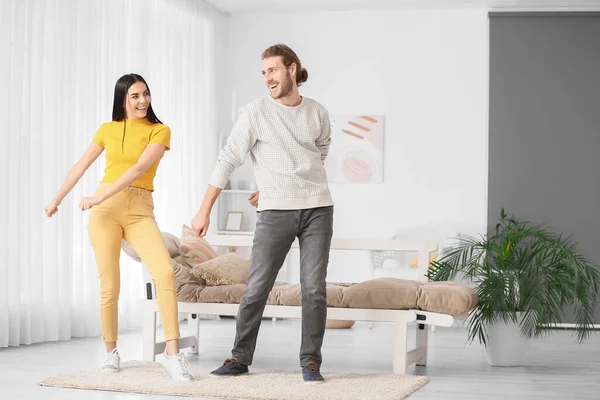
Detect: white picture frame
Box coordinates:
(225, 211, 243, 231)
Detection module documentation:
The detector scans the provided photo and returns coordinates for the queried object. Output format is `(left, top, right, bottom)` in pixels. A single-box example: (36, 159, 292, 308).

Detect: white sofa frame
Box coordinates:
(137, 235, 465, 374)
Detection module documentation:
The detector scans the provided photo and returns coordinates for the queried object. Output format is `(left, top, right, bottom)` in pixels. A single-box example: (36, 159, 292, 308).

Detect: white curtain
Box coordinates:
(0, 0, 225, 347)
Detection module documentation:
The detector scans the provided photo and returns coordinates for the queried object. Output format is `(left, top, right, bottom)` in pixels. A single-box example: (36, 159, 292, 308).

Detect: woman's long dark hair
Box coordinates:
(111, 73, 162, 151)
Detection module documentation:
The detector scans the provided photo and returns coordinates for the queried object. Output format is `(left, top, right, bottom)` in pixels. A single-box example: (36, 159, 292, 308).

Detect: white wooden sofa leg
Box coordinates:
(189, 313, 200, 355)
(143, 310, 157, 361)
(393, 314, 408, 374)
(416, 323, 428, 366)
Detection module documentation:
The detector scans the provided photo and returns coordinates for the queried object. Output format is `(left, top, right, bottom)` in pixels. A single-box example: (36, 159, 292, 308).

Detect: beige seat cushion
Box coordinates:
(199, 282, 288, 304)
(178, 263, 479, 317)
(179, 225, 218, 268)
(417, 281, 479, 317)
(268, 284, 301, 306)
(198, 284, 246, 303)
(191, 252, 250, 286)
(341, 278, 421, 309)
(267, 283, 348, 308)
(266, 279, 421, 310)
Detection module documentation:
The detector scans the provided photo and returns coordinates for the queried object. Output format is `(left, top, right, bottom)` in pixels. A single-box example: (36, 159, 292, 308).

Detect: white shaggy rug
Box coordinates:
(39, 361, 429, 400)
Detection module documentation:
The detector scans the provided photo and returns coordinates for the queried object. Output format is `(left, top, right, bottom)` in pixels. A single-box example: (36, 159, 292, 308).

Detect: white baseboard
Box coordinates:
(550, 323, 600, 329)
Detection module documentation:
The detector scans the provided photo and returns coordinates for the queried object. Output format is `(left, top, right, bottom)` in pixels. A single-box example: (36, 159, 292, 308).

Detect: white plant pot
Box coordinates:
(485, 313, 531, 367)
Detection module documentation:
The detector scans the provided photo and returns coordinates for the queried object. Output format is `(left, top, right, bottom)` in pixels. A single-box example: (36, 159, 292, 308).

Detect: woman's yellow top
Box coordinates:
(93, 118, 170, 191)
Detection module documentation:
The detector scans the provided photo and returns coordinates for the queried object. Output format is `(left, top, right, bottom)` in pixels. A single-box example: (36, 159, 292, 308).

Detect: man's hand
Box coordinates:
(192, 212, 210, 237)
(248, 191, 259, 208)
(79, 195, 103, 211)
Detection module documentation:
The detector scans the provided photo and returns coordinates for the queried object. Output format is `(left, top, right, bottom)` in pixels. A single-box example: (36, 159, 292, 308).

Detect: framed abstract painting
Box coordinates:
(325, 115, 384, 183)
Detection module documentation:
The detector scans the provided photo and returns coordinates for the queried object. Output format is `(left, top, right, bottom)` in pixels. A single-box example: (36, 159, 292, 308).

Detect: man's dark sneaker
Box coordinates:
(302, 361, 325, 384)
(210, 358, 249, 376)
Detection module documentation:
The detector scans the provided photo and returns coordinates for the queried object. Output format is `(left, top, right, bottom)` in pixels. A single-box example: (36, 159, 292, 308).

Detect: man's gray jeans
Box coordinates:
(231, 206, 334, 367)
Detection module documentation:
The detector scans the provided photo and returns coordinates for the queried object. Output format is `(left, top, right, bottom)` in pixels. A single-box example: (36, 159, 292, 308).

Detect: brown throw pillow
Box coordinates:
(191, 252, 250, 286)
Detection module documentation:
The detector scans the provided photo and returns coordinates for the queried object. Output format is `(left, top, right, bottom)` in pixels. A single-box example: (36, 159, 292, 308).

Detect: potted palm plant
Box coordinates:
(428, 209, 600, 366)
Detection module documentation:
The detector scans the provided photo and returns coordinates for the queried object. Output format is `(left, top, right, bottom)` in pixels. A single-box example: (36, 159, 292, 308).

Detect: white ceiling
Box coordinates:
(204, 0, 600, 14)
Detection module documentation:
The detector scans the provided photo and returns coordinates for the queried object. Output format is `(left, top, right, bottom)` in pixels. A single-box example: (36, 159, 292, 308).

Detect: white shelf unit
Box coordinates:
(214, 131, 258, 238)
(215, 189, 258, 236)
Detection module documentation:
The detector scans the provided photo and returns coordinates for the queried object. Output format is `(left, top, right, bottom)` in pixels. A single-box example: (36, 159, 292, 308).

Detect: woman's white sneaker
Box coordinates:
(101, 348, 120, 373)
(159, 349, 193, 381)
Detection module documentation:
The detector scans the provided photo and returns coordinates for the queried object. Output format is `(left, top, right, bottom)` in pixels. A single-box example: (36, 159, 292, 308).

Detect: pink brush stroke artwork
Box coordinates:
(326, 115, 384, 183)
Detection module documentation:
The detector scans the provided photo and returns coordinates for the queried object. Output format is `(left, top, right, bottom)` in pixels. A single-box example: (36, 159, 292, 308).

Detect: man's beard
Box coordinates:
(272, 72, 293, 99)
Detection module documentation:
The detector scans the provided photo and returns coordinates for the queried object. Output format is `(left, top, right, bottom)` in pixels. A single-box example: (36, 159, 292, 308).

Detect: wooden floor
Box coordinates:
(0, 318, 598, 399)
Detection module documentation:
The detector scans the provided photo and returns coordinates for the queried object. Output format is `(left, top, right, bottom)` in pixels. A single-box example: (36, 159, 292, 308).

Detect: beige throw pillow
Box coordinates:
(191, 252, 250, 286)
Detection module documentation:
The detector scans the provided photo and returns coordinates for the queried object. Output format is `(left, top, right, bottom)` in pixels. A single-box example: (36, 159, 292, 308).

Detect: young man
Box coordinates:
(191, 44, 333, 383)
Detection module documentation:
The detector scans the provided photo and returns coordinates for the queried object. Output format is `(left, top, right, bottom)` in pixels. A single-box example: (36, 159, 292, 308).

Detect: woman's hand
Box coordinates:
(79, 195, 103, 211)
(44, 200, 60, 217)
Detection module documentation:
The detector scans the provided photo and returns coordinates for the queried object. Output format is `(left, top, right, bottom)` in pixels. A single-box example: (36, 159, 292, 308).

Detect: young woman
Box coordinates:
(44, 74, 192, 381)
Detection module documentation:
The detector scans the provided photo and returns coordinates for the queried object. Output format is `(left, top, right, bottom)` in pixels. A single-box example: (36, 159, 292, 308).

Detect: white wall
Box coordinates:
(223, 10, 489, 282)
